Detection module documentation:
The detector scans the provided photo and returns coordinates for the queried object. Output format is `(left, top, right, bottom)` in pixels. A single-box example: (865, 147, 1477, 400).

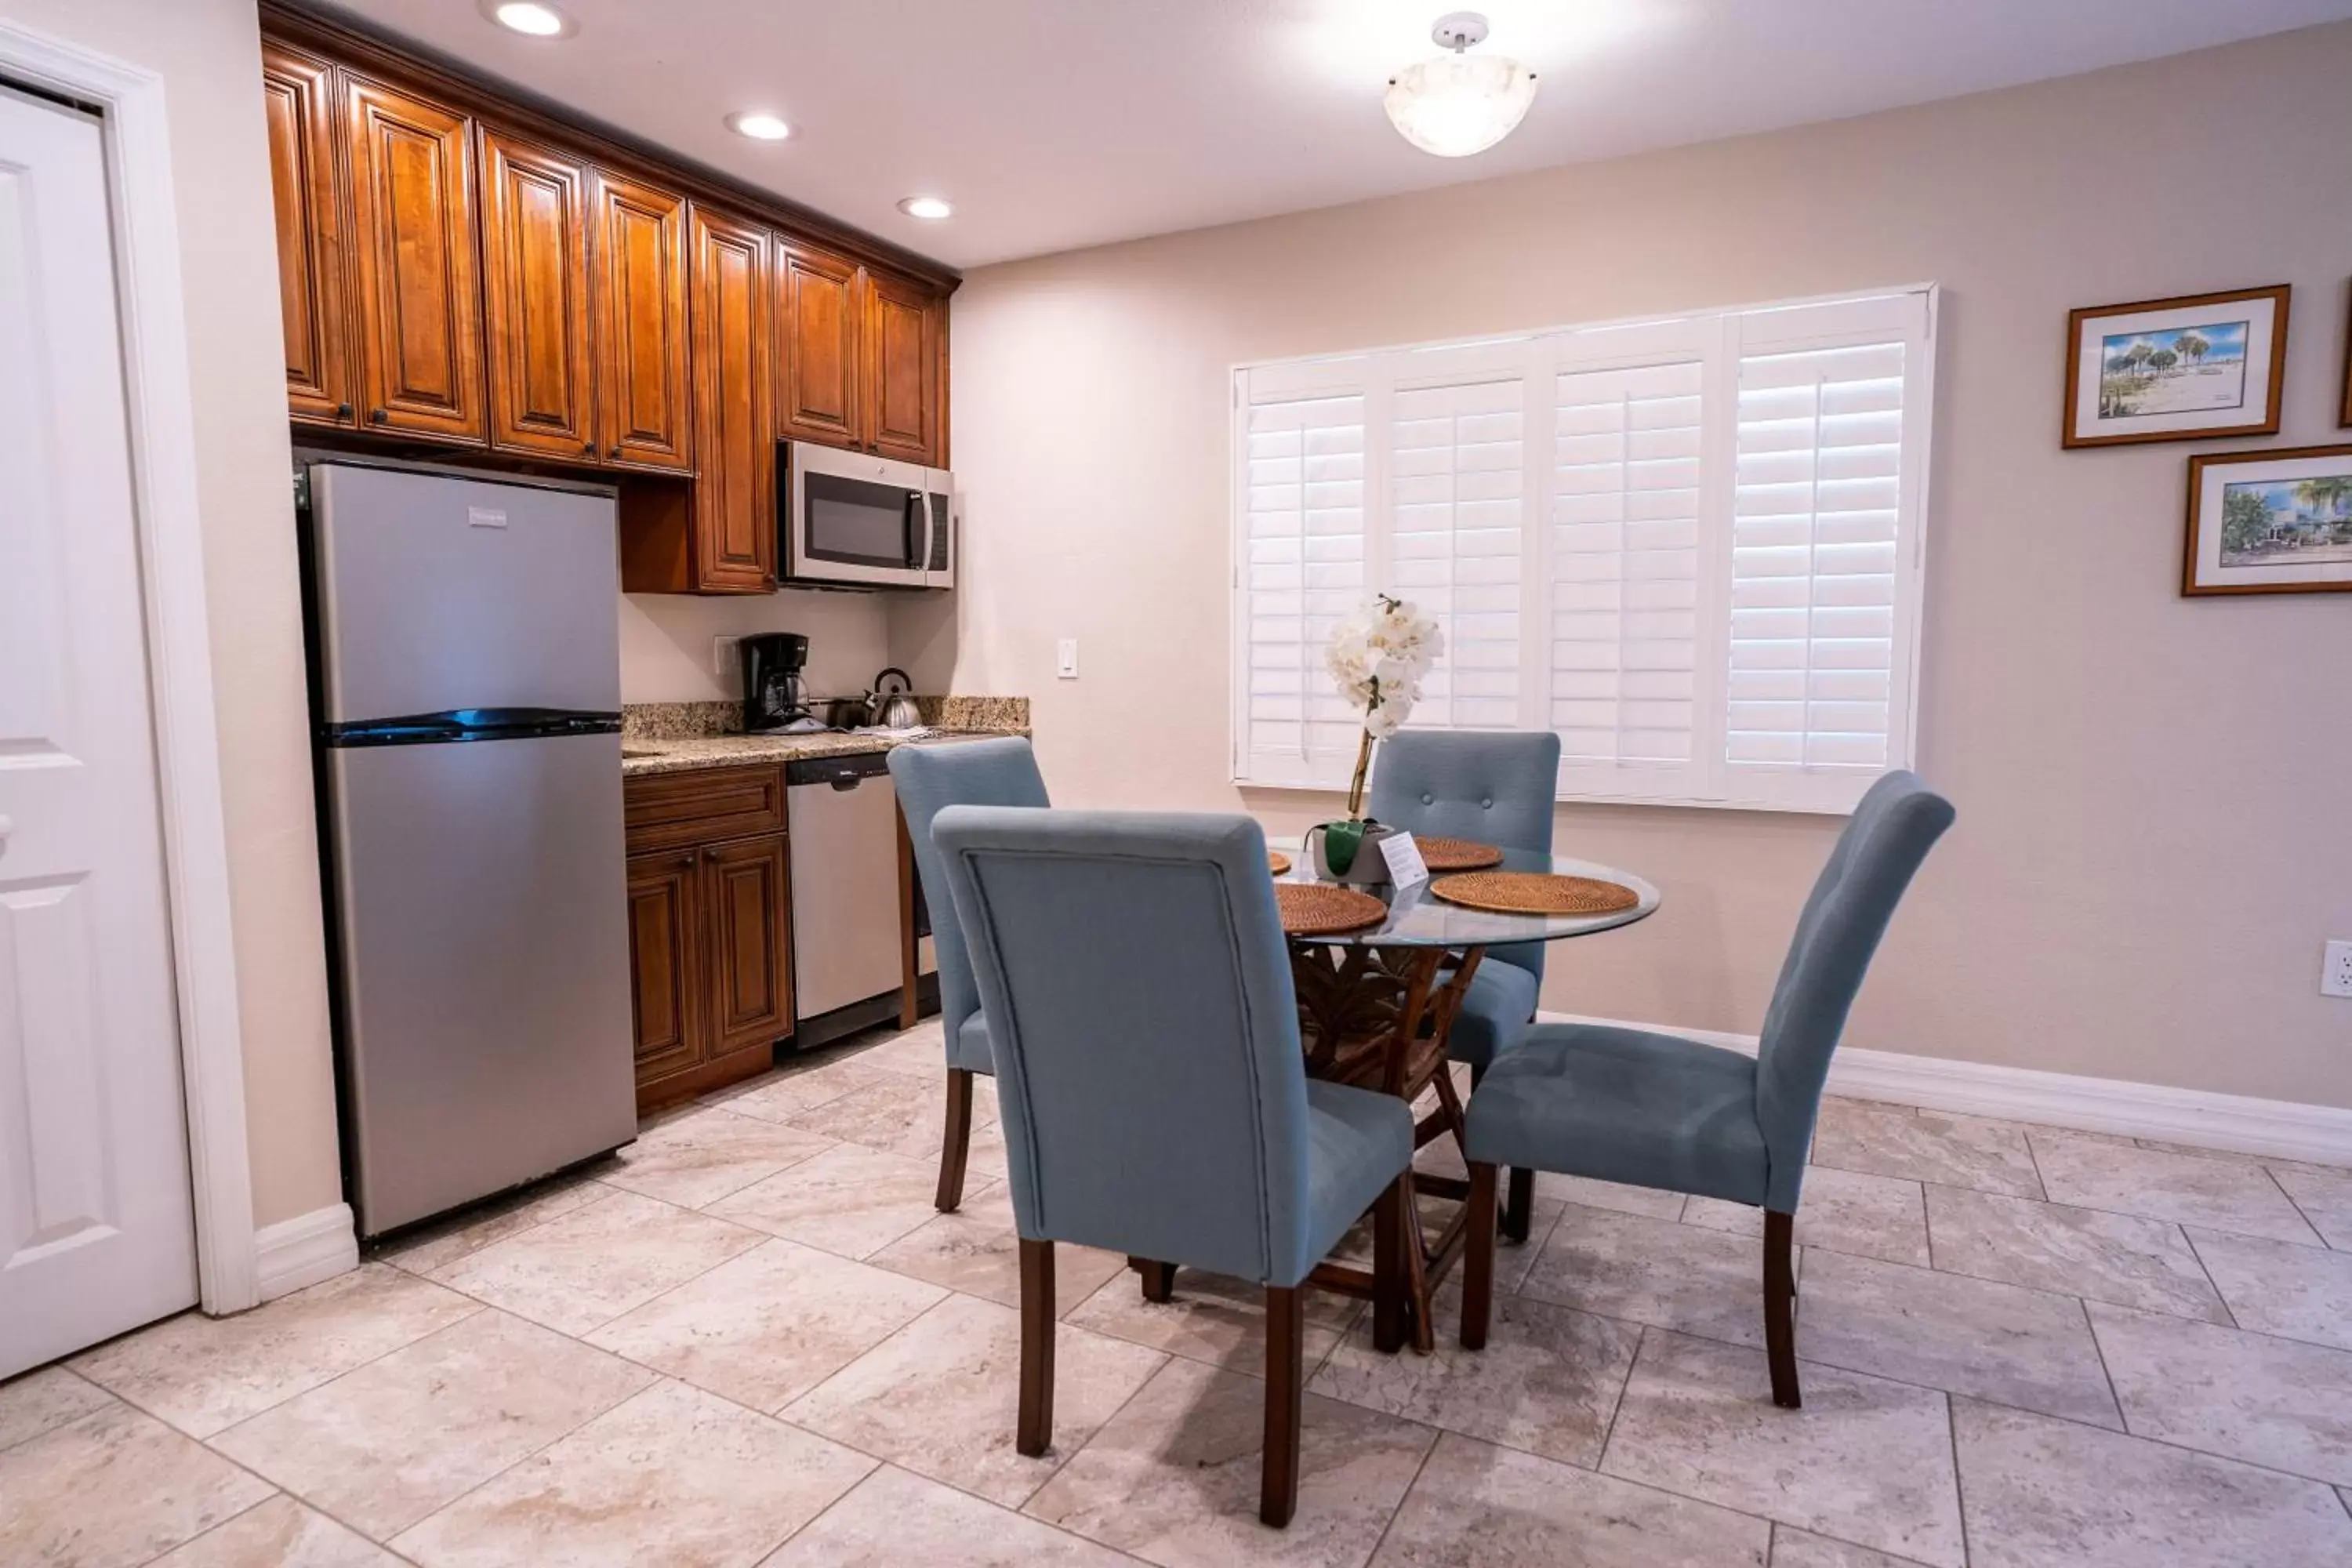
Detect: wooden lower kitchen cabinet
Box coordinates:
(623, 765, 793, 1111)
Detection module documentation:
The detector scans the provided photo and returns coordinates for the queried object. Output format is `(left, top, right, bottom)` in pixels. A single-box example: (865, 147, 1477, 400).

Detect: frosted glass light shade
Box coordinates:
(1383, 53, 1538, 157)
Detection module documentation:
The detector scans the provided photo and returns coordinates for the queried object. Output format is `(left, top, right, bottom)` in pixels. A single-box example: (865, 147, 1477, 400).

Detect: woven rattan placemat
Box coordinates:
(1267, 850, 1293, 877)
(1274, 881, 1388, 936)
(1415, 836, 1504, 872)
(1429, 870, 1639, 916)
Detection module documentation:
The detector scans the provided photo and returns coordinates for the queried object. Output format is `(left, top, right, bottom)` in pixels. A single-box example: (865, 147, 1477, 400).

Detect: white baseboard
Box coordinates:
(1537, 1012, 2352, 1168)
(252, 1203, 359, 1303)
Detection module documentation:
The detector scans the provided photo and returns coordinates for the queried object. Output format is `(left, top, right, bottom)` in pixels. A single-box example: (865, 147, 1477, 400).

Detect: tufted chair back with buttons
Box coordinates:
(1368, 730, 1563, 982)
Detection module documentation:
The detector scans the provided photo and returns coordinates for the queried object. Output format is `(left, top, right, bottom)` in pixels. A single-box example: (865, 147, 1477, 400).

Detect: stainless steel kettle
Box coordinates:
(867, 666, 922, 729)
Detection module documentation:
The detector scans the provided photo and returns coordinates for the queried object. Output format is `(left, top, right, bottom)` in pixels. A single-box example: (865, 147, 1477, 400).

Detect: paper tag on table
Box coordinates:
(1380, 831, 1429, 888)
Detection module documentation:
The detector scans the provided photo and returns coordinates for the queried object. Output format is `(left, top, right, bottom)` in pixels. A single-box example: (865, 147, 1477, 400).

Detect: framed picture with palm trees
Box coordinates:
(2183, 446, 2352, 596)
(2064, 285, 2289, 448)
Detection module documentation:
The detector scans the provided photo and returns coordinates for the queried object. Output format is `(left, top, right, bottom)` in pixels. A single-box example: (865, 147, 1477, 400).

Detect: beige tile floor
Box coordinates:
(7, 1018, 2352, 1567)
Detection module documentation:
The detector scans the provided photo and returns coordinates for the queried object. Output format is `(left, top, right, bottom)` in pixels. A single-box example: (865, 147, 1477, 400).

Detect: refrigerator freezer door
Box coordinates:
(326, 730, 637, 1235)
(310, 463, 621, 724)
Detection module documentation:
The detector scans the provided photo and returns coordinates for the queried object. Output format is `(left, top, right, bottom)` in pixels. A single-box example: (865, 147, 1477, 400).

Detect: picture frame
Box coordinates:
(2183, 445, 2352, 597)
(2064, 285, 2289, 448)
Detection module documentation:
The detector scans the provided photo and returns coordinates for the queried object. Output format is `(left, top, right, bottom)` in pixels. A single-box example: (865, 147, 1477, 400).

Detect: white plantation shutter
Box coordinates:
(1232, 288, 1933, 813)
(1237, 377, 1370, 786)
(1724, 294, 1927, 809)
(1550, 353, 1708, 793)
(1390, 376, 1523, 729)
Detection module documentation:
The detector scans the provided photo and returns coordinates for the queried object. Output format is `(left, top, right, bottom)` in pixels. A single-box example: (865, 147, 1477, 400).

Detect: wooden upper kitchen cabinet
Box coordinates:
(343, 72, 486, 443)
(774, 239, 864, 452)
(863, 269, 943, 465)
(479, 129, 593, 458)
(263, 41, 354, 429)
(590, 169, 693, 472)
(685, 205, 775, 591)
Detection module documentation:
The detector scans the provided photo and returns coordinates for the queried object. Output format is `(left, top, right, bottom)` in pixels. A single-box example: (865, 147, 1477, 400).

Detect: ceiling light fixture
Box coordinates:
(1384, 12, 1537, 158)
(897, 196, 953, 220)
(726, 111, 793, 142)
(483, 1, 572, 38)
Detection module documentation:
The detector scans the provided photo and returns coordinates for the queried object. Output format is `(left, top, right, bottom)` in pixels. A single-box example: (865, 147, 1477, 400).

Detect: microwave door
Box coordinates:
(794, 464, 925, 586)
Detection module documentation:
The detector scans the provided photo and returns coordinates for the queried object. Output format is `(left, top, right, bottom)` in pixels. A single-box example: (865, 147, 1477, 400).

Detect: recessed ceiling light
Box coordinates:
(898, 195, 953, 220)
(1385, 11, 1538, 158)
(483, 1, 572, 38)
(727, 111, 793, 142)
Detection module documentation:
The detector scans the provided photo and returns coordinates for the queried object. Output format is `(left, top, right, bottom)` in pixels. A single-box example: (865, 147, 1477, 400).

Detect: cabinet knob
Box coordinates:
(583, 441, 596, 455)
(674, 854, 695, 871)
(702, 847, 719, 862)
(608, 444, 622, 458)
(368, 408, 388, 424)
(335, 402, 354, 421)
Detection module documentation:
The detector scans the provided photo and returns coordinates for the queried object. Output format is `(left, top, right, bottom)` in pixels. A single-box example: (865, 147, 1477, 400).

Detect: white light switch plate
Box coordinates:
(2323, 940, 2352, 998)
(712, 634, 742, 677)
(1057, 638, 1080, 679)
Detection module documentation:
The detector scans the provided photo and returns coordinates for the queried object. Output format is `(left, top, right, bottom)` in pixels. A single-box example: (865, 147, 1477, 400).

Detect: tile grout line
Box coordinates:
(2259, 1162, 2335, 1250)
(2178, 1226, 2245, 1332)
(2076, 1293, 2129, 1433)
(1356, 1421, 1445, 1568)
(1592, 1323, 1645, 1476)
(1946, 1392, 1973, 1568)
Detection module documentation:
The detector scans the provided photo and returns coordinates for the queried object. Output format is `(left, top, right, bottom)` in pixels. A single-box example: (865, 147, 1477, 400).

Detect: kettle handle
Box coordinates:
(873, 666, 914, 695)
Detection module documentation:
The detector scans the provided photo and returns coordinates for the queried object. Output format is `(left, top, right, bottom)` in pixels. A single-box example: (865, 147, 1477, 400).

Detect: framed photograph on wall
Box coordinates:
(2064, 285, 2289, 448)
(2183, 445, 2352, 596)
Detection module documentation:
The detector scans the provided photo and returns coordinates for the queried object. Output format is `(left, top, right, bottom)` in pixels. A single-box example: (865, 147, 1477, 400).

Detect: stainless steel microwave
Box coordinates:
(780, 441, 955, 590)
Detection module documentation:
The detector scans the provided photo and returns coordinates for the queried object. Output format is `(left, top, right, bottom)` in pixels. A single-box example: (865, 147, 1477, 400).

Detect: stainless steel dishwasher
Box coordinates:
(786, 751, 909, 1046)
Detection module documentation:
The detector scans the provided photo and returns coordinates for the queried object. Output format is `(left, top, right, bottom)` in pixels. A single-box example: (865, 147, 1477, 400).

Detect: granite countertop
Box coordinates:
(619, 695, 1029, 778)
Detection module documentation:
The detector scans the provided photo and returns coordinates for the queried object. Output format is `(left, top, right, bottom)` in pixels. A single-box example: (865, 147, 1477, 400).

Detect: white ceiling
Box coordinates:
(323, 0, 2352, 270)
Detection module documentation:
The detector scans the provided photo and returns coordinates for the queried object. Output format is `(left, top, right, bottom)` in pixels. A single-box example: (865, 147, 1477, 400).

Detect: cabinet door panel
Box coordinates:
(344, 74, 485, 441)
(626, 850, 704, 1087)
(688, 206, 774, 590)
(481, 129, 593, 456)
(703, 835, 792, 1054)
(775, 241, 862, 450)
(263, 43, 350, 426)
(593, 169, 692, 471)
(865, 271, 940, 465)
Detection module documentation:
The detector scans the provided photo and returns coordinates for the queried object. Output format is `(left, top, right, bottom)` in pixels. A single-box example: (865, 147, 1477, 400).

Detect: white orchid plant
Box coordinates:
(1327, 593, 1443, 819)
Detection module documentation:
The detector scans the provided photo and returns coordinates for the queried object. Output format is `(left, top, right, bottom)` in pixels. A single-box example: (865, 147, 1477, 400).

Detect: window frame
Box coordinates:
(1229, 284, 1938, 815)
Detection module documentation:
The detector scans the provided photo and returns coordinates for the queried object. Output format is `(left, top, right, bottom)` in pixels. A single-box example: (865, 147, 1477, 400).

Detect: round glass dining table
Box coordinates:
(1269, 839, 1660, 1353)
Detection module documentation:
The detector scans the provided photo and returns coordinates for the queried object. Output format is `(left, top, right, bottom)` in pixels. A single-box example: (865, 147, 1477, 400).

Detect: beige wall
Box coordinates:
(623, 590, 891, 708)
(2, 0, 343, 1224)
(939, 23, 2352, 1110)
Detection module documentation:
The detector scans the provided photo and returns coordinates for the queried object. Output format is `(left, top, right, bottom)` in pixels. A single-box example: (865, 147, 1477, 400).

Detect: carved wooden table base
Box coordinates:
(1290, 941, 1486, 1353)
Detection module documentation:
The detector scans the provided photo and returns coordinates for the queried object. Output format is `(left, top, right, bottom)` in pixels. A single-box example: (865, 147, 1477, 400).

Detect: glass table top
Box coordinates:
(1274, 840, 1660, 948)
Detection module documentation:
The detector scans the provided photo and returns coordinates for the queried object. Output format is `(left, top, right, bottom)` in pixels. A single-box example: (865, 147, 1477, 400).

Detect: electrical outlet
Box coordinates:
(712, 634, 742, 677)
(2323, 941, 2352, 999)
(1057, 637, 1080, 679)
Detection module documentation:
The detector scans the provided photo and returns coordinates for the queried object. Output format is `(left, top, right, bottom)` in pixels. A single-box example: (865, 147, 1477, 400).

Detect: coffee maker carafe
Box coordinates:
(740, 633, 811, 733)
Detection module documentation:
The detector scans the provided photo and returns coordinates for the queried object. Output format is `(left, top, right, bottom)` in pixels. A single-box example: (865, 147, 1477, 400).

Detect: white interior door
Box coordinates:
(0, 82, 198, 1378)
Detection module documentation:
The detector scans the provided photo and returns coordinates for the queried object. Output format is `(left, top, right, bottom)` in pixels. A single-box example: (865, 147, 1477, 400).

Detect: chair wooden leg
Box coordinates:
(1017, 1238, 1055, 1454)
(1461, 1162, 1497, 1350)
(1136, 1260, 1175, 1302)
(1763, 1210, 1801, 1410)
(1372, 1175, 1409, 1353)
(935, 1069, 975, 1212)
(1501, 1166, 1535, 1244)
(1261, 1284, 1304, 1528)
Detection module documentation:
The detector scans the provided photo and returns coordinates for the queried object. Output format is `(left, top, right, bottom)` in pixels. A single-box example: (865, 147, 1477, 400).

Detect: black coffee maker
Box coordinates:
(740, 633, 811, 732)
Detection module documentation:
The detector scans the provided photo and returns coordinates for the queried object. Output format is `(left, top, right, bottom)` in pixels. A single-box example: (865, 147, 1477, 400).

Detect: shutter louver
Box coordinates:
(1552, 360, 1704, 773)
(1730, 340, 1906, 775)
(1243, 393, 1367, 778)
(1390, 379, 1523, 729)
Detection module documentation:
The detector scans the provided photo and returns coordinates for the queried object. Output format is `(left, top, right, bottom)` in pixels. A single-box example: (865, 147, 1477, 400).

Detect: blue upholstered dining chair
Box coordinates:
(930, 806, 1416, 1529)
(1457, 770, 1954, 1410)
(1367, 729, 1563, 1076)
(887, 737, 1051, 1212)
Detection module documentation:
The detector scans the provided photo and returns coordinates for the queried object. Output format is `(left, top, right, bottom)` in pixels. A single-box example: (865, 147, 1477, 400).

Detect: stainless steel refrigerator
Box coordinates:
(303, 458, 637, 1238)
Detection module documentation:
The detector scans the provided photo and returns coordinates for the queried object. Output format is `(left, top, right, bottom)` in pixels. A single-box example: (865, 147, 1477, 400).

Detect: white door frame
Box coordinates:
(1, 20, 260, 1314)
